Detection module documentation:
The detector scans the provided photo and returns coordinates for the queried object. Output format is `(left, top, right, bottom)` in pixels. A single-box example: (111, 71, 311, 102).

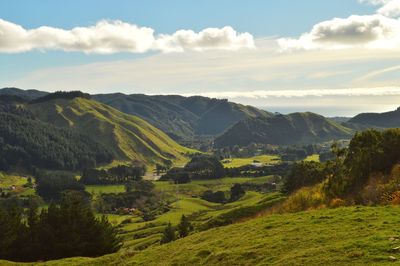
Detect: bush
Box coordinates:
(281, 184, 325, 212)
(160, 223, 176, 244)
(329, 198, 346, 208)
(283, 161, 326, 194)
(201, 190, 227, 203)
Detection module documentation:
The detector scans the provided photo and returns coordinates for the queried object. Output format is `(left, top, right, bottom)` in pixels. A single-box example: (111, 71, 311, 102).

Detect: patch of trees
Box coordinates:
(184, 155, 225, 179)
(160, 155, 225, 182)
(94, 180, 166, 219)
(0, 193, 121, 262)
(282, 161, 326, 194)
(201, 184, 246, 203)
(280, 129, 400, 204)
(201, 190, 227, 203)
(159, 167, 191, 184)
(240, 181, 278, 193)
(324, 129, 400, 199)
(160, 215, 193, 244)
(214, 143, 321, 163)
(80, 165, 146, 185)
(31, 91, 91, 103)
(35, 172, 87, 202)
(225, 163, 290, 178)
(0, 112, 113, 171)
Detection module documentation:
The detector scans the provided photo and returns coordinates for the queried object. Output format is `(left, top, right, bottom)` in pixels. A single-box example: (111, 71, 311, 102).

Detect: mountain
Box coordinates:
(93, 94, 273, 141)
(93, 93, 198, 141)
(329, 116, 350, 123)
(347, 107, 400, 128)
(0, 87, 47, 100)
(215, 112, 353, 147)
(24, 92, 193, 166)
(0, 88, 273, 142)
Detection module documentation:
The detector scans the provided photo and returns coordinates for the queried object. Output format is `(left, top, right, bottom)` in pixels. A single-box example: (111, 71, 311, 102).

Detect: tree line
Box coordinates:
(0, 193, 121, 262)
(80, 164, 146, 185)
(283, 129, 400, 204)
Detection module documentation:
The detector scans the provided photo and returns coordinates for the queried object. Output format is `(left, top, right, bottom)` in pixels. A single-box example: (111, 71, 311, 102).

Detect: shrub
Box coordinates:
(281, 184, 325, 212)
(329, 198, 346, 208)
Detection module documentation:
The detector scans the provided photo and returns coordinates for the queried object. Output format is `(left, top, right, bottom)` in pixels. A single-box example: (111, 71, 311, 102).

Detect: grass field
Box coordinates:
(304, 154, 320, 162)
(85, 184, 126, 195)
(154, 176, 274, 197)
(222, 155, 281, 168)
(0, 172, 35, 195)
(9, 205, 400, 265)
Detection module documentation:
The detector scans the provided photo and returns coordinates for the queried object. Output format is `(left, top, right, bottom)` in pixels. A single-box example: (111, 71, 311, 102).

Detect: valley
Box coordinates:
(2, 88, 400, 265)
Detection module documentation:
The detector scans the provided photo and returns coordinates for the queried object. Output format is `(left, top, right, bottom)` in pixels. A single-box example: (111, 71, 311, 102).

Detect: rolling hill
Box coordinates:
(0, 88, 273, 142)
(0, 87, 47, 100)
(93, 94, 273, 140)
(215, 112, 353, 147)
(25, 93, 193, 166)
(347, 107, 400, 128)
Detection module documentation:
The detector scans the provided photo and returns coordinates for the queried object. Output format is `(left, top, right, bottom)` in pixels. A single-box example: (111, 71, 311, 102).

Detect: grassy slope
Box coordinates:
(215, 112, 353, 147)
(222, 155, 281, 168)
(28, 98, 195, 167)
(304, 154, 320, 162)
(12, 205, 400, 266)
(348, 107, 400, 128)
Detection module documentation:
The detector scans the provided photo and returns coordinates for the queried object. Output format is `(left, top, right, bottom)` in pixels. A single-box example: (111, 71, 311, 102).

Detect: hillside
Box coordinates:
(215, 112, 353, 147)
(0, 87, 47, 100)
(91, 94, 273, 140)
(348, 107, 400, 128)
(0, 88, 273, 142)
(10, 206, 400, 265)
(26, 95, 193, 166)
(93, 93, 198, 141)
(0, 112, 113, 171)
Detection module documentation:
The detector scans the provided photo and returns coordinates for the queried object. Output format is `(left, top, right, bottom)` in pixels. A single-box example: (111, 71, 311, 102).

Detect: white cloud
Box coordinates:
(155, 26, 254, 52)
(0, 19, 254, 54)
(361, 0, 400, 17)
(278, 14, 400, 50)
(178, 87, 400, 99)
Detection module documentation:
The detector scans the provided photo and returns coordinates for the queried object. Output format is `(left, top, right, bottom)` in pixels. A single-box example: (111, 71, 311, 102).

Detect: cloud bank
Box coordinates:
(362, 0, 400, 17)
(279, 14, 400, 50)
(279, 0, 400, 50)
(0, 19, 254, 54)
(180, 87, 400, 99)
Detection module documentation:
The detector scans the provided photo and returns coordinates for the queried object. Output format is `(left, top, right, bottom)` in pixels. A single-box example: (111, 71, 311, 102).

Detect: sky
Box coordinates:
(2, 0, 400, 116)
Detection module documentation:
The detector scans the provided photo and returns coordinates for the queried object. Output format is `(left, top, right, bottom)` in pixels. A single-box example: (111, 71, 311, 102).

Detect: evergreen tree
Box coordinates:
(0, 193, 121, 262)
(177, 215, 193, 238)
(160, 222, 176, 244)
(230, 184, 245, 202)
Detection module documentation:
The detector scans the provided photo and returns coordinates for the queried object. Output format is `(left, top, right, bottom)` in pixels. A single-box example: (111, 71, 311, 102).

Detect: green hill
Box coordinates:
(0, 87, 47, 100)
(92, 94, 273, 140)
(0, 112, 113, 171)
(26, 95, 193, 167)
(0, 88, 273, 142)
(215, 112, 353, 147)
(347, 107, 400, 128)
(8, 205, 400, 265)
(93, 93, 198, 141)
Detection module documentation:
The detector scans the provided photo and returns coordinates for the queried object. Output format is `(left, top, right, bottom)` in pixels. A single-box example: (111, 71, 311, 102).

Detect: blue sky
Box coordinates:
(1, 0, 400, 116)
